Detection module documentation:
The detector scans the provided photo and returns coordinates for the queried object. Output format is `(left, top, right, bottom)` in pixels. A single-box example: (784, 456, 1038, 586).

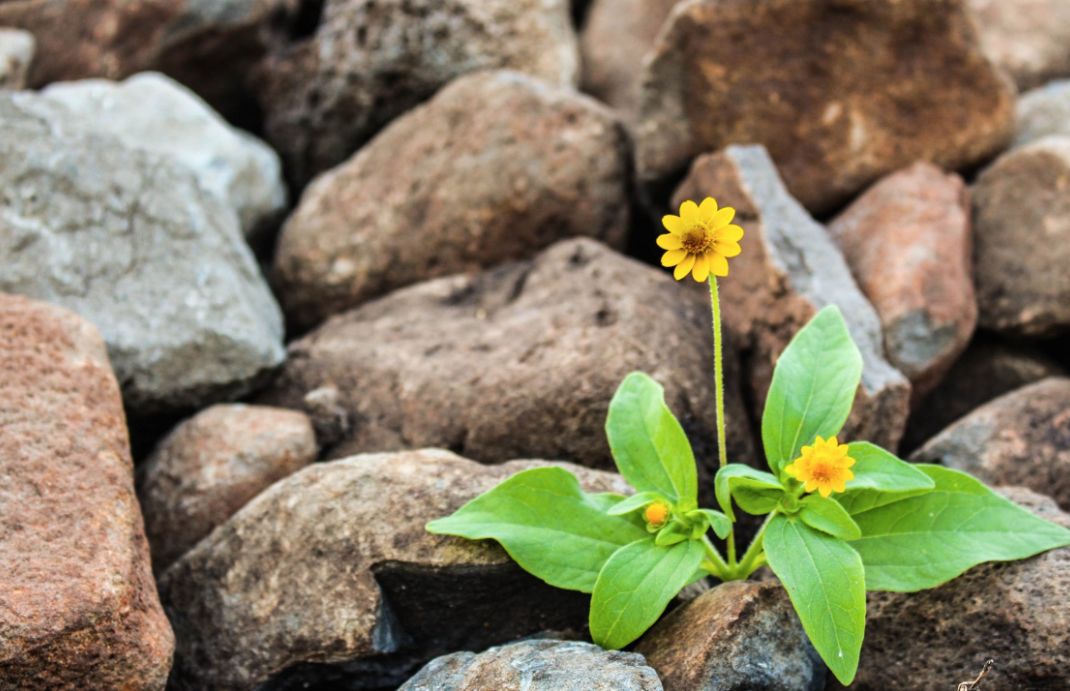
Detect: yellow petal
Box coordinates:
(679, 200, 699, 224)
(710, 254, 729, 276)
(673, 254, 696, 280)
(804, 479, 819, 493)
(662, 215, 683, 234)
(784, 462, 799, 478)
(828, 436, 838, 447)
(692, 254, 710, 282)
(843, 468, 855, 481)
(715, 241, 742, 257)
(661, 249, 686, 267)
(657, 233, 683, 250)
(818, 485, 832, 498)
(831, 478, 847, 493)
(698, 197, 718, 222)
(717, 224, 744, 242)
(711, 206, 735, 228)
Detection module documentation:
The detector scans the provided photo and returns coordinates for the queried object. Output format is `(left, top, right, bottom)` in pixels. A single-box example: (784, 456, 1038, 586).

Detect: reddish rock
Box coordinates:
(673, 146, 911, 451)
(0, 294, 173, 689)
(911, 378, 1070, 511)
(969, 0, 1070, 90)
(829, 163, 976, 399)
(635, 0, 1014, 213)
(273, 70, 629, 329)
(972, 136, 1070, 338)
(137, 404, 317, 571)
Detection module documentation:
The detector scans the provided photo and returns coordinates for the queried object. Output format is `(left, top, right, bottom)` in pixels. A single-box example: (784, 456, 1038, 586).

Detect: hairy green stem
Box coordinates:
(733, 511, 777, 579)
(708, 276, 738, 566)
(701, 536, 730, 580)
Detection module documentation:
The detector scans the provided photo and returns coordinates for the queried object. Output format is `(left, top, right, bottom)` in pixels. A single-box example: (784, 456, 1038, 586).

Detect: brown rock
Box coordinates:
(274, 70, 629, 329)
(911, 377, 1070, 511)
(0, 294, 173, 689)
(828, 163, 976, 399)
(0, 28, 34, 89)
(969, 0, 1070, 90)
(256, 0, 579, 187)
(673, 146, 911, 451)
(844, 487, 1070, 690)
(137, 404, 317, 571)
(635, 581, 823, 691)
(972, 136, 1070, 337)
(635, 0, 1014, 213)
(262, 238, 755, 496)
(160, 449, 633, 690)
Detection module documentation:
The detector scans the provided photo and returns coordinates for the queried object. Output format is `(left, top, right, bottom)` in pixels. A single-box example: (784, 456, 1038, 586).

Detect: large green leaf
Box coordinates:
(764, 515, 866, 686)
(606, 372, 698, 509)
(835, 442, 935, 514)
(714, 463, 784, 521)
(850, 465, 1070, 592)
(427, 467, 648, 593)
(590, 538, 705, 649)
(761, 306, 862, 476)
(799, 495, 861, 540)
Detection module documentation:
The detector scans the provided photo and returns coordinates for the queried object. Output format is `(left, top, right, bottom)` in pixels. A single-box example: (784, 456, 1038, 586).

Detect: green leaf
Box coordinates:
(764, 515, 866, 686)
(835, 442, 935, 514)
(654, 522, 689, 546)
(427, 467, 648, 593)
(761, 306, 862, 477)
(799, 495, 861, 540)
(606, 372, 698, 509)
(714, 463, 784, 521)
(590, 538, 705, 649)
(606, 491, 665, 516)
(850, 465, 1070, 592)
(687, 508, 732, 539)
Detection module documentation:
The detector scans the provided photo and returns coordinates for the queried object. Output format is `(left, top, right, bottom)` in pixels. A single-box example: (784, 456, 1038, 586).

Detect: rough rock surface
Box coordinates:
(673, 146, 910, 450)
(635, 0, 1014, 213)
(1014, 80, 1070, 148)
(39, 72, 287, 238)
(400, 640, 662, 691)
(0, 27, 34, 89)
(256, 0, 579, 186)
(911, 378, 1070, 511)
(0, 91, 285, 412)
(0, 294, 173, 690)
(969, 0, 1070, 90)
(635, 581, 824, 691)
(844, 487, 1070, 690)
(972, 136, 1070, 337)
(828, 163, 975, 399)
(262, 238, 755, 489)
(274, 70, 629, 328)
(137, 404, 317, 571)
(160, 450, 632, 690)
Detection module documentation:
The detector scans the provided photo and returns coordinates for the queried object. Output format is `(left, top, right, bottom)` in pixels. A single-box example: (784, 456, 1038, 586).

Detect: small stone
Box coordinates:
(969, 0, 1070, 90)
(911, 377, 1070, 511)
(137, 404, 317, 571)
(0, 27, 34, 89)
(635, 0, 1013, 213)
(972, 136, 1070, 338)
(1014, 80, 1070, 148)
(256, 0, 579, 186)
(0, 294, 173, 690)
(635, 581, 824, 691)
(828, 163, 976, 399)
(400, 640, 663, 691)
(673, 145, 911, 451)
(160, 449, 634, 690)
(273, 70, 629, 328)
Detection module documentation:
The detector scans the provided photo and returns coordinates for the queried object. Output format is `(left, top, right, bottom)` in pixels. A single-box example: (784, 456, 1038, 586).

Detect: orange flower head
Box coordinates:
(783, 435, 856, 498)
(643, 501, 670, 528)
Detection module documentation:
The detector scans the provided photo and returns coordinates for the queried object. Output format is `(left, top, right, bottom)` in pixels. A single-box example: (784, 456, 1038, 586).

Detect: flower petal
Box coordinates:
(711, 206, 735, 228)
(716, 224, 744, 242)
(715, 241, 742, 257)
(698, 197, 718, 222)
(673, 254, 696, 280)
(710, 254, 729, 277)
(784, 462, 799, 478)
(818, 485, 832, 498)
(692, 254, 710, 282)
(657, 233, 683, 250)
(661, 249, 686, 267)
(679, 200, 700, 224)
(662, 214, 683, 234)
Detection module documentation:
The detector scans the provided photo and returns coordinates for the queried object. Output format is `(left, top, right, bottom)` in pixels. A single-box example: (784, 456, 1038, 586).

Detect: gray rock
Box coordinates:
(400, 640, 663, 691)
(40, 72, 287, 239)
(969, 0, 1070, 90)
(0, 90, 284, 413)
(1014, 80, 1070, 148)
(0, 27, 34, 89)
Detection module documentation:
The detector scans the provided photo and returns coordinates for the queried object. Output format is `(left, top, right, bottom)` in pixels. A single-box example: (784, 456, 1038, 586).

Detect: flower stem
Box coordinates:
(707, 276, 729, 470)
(701, 536, 730, 580)
(733, 511, 777, 579)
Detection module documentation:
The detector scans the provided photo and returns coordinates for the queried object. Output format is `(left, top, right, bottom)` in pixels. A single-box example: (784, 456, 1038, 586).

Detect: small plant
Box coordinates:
(427, 198, 1070, 685)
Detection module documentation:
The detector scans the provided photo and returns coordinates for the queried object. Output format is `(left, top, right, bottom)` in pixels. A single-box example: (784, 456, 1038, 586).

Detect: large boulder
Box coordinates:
(160, 449, 632, 690)
(969, 0, 1070, 90)
(274, 70, 629, 329)
(0, 294, 173, 689)
(0, 91, 285, 413)
(635, 0, 1014, 213)
(1014, 80, 1070, 148)
(0, 27, 34, 89)
(255, 0, 579, 186)
(673, 146, 910, 451)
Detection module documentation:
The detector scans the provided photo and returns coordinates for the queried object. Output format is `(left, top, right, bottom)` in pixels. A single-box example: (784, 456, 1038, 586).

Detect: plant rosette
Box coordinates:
(426, 198, 1070, 685)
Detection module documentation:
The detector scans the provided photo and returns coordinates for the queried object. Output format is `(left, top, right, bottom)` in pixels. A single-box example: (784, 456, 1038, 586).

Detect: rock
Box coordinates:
(39, 72, 287, 239)
(0, 27, 34, 89)
(579, 0, 681, 118)
(634, 581, 824, 691)
(274, 70, 629, 328)
(673, 146, 910, 451)
(400, 640, 662, 691)
(903, 339, 1066, 451)
(160, 449, 633, 690)
(0, 294, 173, 689)
(137, 404, 317, 571)
(0, 91, 285, 413)
(844, 486, 1070, 690)
(256, 0, 580, 187)
(911, 378, 1070, 511)
(969, 0, 1070, 90)
(828, 163, 976, 399)
(635, 0, 1013, 214)
(972, 136, 1070, 338)
(261, 238, 755, 491)
(1014, 80, 1070, 148)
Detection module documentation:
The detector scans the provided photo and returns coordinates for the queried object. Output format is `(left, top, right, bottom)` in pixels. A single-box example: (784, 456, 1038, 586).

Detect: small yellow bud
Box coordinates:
(643, 501, 670, 527)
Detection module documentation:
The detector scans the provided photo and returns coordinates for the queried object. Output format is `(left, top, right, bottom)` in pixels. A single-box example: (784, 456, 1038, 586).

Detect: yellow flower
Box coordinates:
(643, 501, 670, 528)
(658, 197, 744, 281)
(784, 435, 856, 498)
